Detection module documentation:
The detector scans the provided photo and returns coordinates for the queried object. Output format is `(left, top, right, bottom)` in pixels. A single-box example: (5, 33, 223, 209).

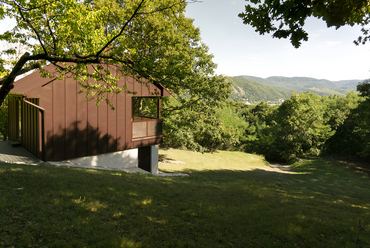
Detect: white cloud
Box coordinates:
(324, 41, 342, 47)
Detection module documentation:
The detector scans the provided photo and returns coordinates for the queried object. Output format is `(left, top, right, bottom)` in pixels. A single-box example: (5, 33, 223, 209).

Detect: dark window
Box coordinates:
(132, 97, 158, 121)
(132, 97, 162, 139)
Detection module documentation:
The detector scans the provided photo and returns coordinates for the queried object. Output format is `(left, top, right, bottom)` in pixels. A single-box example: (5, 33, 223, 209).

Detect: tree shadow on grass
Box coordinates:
(0, 159, 369, 247)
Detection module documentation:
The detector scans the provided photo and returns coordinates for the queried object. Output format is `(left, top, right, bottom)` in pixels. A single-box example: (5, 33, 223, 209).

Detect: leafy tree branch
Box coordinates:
(239, 0, 370, 48)
(0, 0, 227, 110)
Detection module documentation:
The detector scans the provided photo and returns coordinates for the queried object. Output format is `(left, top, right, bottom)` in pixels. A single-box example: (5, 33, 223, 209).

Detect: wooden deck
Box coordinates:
(0, 141, 43, 164)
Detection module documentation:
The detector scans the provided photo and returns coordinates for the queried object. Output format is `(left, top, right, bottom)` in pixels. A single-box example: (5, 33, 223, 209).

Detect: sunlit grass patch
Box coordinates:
(159, 148, 269, 172)
(73, 197, 108, 212)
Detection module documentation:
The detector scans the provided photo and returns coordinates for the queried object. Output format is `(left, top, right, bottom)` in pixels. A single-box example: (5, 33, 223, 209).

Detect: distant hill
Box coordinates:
(234, 76, 362, 96)
(228, 77, 291, 103)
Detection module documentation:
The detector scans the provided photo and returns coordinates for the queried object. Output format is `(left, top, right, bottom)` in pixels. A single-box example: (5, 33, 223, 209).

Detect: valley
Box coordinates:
(229, 75, 363, 103)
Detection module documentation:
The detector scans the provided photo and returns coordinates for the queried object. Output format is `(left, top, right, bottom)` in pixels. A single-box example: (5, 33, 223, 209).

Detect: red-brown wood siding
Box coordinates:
(41, 83, 53, 160)
(116, 77, 126, 151)
(53, 79, 66, 161)
(8, 99, 19, 141)
(87, 91, 98, 156)
(65, 79, 77, 159)
(97, 93, 108, 154)
(76, 84, 88, 158)
(107, 92, 117, 152)
(125, 77, 134, 150)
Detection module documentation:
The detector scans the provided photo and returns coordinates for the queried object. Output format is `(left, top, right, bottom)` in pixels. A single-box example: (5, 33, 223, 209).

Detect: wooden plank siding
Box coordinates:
(97, 93, 108, 155)
(8, 98, 19, 141)
(125, 76, 133, 150)
(107, 90, 117, 153)
(87, 90, 98, 157)
(65, 79, 78, 160)
(76, 83, 88, 158)
(42, 82, 54, 160)
(53, 79, 66, 161)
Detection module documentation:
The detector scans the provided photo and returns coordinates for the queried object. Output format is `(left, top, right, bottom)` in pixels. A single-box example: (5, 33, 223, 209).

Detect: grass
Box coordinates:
(159, 149, 269, 172)
(0, 149, 369, 247)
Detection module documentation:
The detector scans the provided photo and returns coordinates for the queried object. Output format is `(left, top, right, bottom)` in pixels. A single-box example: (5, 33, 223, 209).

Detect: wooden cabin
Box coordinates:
(7, 64, 171, 173)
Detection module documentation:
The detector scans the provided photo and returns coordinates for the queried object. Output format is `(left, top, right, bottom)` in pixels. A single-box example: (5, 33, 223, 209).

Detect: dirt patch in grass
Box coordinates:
(158, 154, 186, 164)
(267, 163, 296, 173)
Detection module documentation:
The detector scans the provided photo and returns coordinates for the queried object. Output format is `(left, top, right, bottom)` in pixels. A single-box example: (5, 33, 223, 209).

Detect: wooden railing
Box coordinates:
(132, 119, 162, 140)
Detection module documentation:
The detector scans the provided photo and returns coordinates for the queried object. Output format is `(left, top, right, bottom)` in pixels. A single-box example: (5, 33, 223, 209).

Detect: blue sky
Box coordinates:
(1, 1, 368, 81)
(185, 0, 370, 81)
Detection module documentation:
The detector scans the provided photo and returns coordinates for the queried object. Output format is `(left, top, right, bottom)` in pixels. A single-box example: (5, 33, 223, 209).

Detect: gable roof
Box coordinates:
(11, 64, 171, 97)
(11, 65, 57, 96)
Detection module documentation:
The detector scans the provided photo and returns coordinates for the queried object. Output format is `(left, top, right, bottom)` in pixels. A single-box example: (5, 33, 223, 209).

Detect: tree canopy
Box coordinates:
(239, 0, 370, 48)
(357, 79, 370, 97)
(0, 0, 230, 107)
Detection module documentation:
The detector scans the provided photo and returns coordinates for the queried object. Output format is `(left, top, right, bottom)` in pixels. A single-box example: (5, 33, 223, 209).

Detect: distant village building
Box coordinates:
(244, 99, 252, 105)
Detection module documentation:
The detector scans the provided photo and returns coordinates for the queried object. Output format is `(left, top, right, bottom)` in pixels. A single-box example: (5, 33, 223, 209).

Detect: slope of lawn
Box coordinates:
(0, 149, 369, 247)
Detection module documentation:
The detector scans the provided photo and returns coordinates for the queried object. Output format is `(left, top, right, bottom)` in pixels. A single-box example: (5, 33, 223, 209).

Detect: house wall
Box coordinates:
(18, 70, 164, 161)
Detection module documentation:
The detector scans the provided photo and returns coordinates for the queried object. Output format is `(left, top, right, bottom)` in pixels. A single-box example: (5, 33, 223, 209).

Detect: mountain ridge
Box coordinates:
(228, 75, 363, 103)
(233, 75, 362, 96)
(228, 77, 291, 103)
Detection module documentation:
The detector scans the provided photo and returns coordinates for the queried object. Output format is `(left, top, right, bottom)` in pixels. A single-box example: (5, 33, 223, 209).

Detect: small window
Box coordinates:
(132, 97, 159, 121)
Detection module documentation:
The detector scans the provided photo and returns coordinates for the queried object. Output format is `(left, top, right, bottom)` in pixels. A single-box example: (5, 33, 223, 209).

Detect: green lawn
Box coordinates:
(1, 149, 369, 247)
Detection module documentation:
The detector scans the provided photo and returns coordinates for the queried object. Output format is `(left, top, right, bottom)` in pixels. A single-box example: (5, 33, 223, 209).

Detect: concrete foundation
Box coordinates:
(64, 145, 159, 174)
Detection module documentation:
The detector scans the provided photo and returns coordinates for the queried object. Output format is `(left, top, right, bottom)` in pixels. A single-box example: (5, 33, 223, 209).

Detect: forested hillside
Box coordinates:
(234, 75, 361, 96)
(229, 77, 291, 103)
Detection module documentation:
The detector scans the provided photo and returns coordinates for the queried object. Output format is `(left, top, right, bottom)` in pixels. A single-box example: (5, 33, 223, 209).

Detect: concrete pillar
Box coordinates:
(150, 145, 159, 174)
(138, 145, 159, 174)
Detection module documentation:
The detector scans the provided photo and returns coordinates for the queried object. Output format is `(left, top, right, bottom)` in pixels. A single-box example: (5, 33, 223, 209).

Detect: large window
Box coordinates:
(132, 97, 162, 140)
(132, 97, 159, 121)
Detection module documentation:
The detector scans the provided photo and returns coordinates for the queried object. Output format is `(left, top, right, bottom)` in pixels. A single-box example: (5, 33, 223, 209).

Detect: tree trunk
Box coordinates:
(0, 52, 31, 108)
